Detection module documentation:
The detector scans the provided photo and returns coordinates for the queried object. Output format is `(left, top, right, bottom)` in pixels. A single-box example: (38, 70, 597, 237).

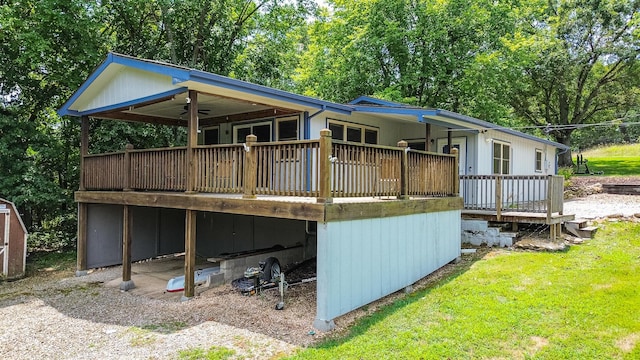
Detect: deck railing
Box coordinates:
(129, 147, 187, 191)
(194, 145, 244, 193)
(460, 174, 564, 220)
(81, 130, 459, 201)
(83, 152, 125, 190)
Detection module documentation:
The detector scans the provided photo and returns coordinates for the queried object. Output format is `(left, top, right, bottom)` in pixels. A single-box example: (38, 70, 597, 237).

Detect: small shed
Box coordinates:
(0, 198, 28, 279)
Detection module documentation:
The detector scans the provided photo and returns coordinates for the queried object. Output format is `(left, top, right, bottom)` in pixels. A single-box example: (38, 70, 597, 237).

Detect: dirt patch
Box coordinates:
(616, 333, 639, 353)
(565, 176, 640, 198)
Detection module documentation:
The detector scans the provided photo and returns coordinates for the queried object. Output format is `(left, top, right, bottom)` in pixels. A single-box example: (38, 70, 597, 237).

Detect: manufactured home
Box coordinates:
(58, 53, 568, 330)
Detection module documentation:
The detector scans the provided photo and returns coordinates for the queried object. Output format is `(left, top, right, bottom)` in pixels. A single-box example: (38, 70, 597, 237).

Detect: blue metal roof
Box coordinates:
(58, 52, 352, 117)
(350, 99, 568, 150)
(58, 54, 566, 150)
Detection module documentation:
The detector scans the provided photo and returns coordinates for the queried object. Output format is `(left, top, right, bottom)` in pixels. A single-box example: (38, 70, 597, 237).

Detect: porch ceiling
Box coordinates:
(91, 91, 301, 127)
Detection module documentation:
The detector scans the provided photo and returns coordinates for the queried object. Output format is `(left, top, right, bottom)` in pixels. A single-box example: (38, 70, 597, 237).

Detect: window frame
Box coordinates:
(276, 116, 299, 141)
(535, 148, 543, 172)
(492, 140, 511, 175)
(233, 120, 272, 143)
(327, 119, 379, 144)
(201, 126, 220, 145)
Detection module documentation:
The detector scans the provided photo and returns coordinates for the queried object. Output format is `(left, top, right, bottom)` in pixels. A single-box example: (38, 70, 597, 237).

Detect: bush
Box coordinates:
(27, 212, 77, 253)
(558, 166, 574, 181)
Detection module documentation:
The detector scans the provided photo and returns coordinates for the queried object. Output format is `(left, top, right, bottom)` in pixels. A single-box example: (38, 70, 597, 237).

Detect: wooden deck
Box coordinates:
(462, 209, 574, 225)
(76, 190, 463, 222)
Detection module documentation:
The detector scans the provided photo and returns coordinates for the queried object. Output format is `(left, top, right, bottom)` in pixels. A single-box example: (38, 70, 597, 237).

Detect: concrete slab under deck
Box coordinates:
(105, 255, 211, 300)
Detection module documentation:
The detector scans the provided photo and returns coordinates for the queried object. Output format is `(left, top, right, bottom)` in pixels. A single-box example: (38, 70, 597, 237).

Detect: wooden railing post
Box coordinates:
(397, 140, 409, 199)
(495, 175, 502, 221)
(243, 134, 257, 199)
(451, 148, 460, 196)
(123, 144, 133, 191)
(546, 175, 553, 223)
(186, 90, 199, 194)
(79, 116, 89, 191)
(317, 129, 333, 204)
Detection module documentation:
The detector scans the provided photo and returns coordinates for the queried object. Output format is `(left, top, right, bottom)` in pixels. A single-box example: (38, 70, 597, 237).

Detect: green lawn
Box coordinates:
(290, 222, 640, 359)
(577, 143, 640, 176)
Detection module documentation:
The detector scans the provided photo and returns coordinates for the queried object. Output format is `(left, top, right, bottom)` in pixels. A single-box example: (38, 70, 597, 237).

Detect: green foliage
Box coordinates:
(558, 166, 574, 181)
(296, 0, 517, 120)
(178, 346, 236, 360)
(499, 0, 640, 166)
(290, 222, 640, 359)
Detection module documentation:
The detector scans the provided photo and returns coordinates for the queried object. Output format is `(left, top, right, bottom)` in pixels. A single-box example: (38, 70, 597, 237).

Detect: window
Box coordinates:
(233, 121, 272, 143)
(277, 117, 298, 141)
(492, 141, 510, 174)
(407, 141, 427, 151)
(535, 149, 543, 172)
(203, 127, 219, 145)
(327, 119, 378, 144)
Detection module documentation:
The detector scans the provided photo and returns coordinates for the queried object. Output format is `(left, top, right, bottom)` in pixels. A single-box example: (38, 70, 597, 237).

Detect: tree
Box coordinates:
(295, 0, 517, 122)
(502, 0, 640, 166)
(0, 0, 105, 243)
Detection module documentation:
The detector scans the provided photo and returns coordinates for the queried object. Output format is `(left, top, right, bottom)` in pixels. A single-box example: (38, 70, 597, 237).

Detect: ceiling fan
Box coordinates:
(180, 104, 211, 116)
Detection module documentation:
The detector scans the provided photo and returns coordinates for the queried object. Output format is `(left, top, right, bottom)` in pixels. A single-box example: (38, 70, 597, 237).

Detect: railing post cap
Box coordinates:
(125, 143, 134, 150)
(245, 134, 258, 142)
(451, 148, 459, 155)
(320, 128, 332, 137)
(397, 140, 408, 148)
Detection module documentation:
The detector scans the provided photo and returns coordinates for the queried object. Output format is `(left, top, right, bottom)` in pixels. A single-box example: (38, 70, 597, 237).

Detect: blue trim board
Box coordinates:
(189, 70, 352, 115)
(352, 105, 438, 117)
(71, 87, 187, 116)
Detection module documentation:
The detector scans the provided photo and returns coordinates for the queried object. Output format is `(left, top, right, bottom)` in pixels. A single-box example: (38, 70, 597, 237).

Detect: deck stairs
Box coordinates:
(564, 219, 598, 239)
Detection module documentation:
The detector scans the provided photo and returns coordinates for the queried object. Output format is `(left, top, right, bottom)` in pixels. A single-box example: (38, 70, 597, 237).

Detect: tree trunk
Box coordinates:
(554, 130, 574, 167)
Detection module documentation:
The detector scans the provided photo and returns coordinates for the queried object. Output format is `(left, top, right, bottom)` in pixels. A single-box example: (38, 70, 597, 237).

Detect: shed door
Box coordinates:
(0, 209, 9, 276)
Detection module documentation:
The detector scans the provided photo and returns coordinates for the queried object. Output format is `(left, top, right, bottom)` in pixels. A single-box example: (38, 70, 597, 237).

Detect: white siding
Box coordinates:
(315, 210, 461, 328)
(479, 130, 556, 175)
(75, 67, 181, 112)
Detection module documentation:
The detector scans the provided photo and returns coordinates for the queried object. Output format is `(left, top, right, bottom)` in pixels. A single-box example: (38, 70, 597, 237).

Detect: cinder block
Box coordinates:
(461, 219, 489, 232)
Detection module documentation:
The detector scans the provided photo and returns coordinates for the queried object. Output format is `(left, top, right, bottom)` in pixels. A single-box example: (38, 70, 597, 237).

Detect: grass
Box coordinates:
(25, 250, 76, 276)
(577, 143, 640, 176)
(289, 221, 640, 359)
(177, 346, 236, 360)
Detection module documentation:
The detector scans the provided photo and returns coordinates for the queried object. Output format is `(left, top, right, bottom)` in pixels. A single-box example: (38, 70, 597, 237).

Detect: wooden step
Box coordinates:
(576, 226, 598, 239)
(566, 219, 589, 229)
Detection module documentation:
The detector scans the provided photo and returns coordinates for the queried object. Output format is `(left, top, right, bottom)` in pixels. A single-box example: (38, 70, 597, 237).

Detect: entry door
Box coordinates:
(436, 137, 467, 175)
(0, 209, 9, 276)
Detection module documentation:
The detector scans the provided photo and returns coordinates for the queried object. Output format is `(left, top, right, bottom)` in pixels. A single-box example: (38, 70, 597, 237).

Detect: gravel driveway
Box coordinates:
(564, 193, 640, 220)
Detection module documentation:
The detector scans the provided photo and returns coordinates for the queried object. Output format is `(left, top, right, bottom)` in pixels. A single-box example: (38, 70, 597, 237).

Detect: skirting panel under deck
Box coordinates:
(314, 209, 461, 330)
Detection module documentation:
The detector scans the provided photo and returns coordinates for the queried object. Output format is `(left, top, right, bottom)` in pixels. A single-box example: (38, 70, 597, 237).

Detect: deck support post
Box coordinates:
(451, 148, 459, 196)
(447, 128, 452, 153)
(79, 116, 89, 191)
(317, 129, 333, 204)
(123, 144, 133, 192)
(425, 123, 431, 152)
(397, 140, 409, 199)
(243, 134, 257, 199)
(120, 204, 135, 291)
(76, 203, 88, 277)
(186, 90, 199, 194)
(183, 209, 197, 300)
